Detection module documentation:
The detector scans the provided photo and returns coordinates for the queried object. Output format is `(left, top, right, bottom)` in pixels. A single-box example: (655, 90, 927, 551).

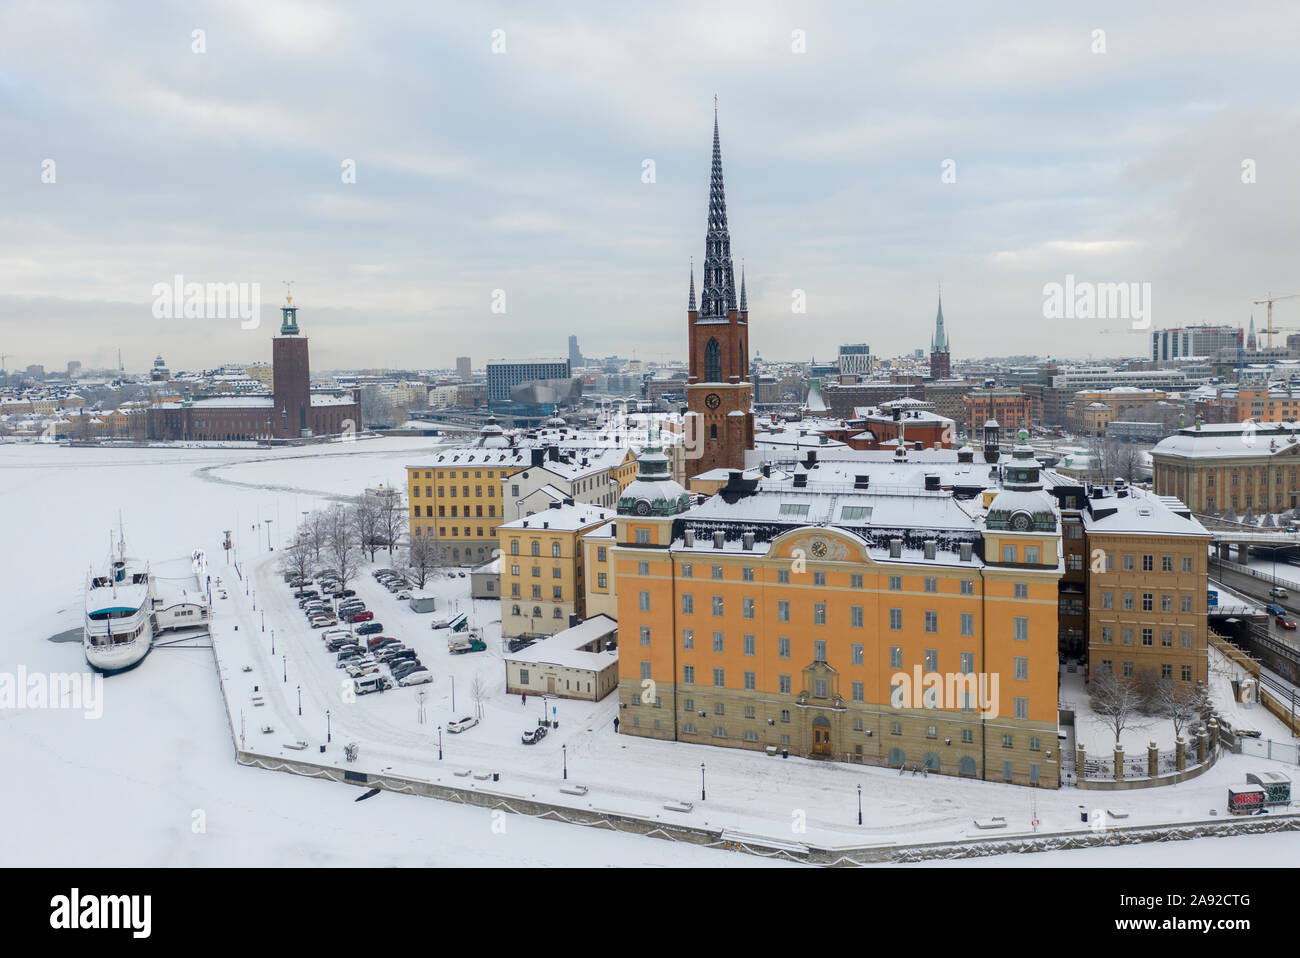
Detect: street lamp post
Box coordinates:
(266, 519, 273, 552)
(562, 744, 567, 780)
(261, 609, 264, 632)
(326, 709, 331, 743)
(857, 784, 863, 826)
(297, 685, 302, 716)
(271, 629, 275, 656)
(700, 762, 706, 802)
(437, 726, 443, 761)
(283, 655, 287, 682)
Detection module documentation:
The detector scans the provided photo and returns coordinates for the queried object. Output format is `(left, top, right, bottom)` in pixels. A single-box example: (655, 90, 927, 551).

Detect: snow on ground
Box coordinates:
(5, 440, 1300, 866)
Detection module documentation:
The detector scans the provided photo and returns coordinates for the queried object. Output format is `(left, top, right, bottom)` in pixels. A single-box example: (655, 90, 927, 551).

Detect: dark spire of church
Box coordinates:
(699, 103, 737, 320)
(688, 257, 696, 311)
(739, 261, 747, 312)
(932, 287, 947, 353)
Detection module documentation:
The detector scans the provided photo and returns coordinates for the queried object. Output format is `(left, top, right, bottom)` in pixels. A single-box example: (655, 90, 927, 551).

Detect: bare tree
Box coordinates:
(1089, 669, 1148, 748)
(1151, 678, 1212, 739)
(303, 510, 330, 564)
(376, 487, 406, 559)
(350, 495, 383, 563)
(470, 672, 487, 719)
(278, 536, 314, 584)
(1096, 437, 1141, 484)
(406, 533, 442, 589)
(322, 504, 361, 590)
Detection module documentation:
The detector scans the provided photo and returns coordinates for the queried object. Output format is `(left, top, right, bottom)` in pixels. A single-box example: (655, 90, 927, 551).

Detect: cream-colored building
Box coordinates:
(504, 615, 619, 701)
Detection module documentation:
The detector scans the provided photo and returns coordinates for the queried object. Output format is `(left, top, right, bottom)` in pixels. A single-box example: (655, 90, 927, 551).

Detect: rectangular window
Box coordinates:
(682, 628, 694, 650)
(1014, 583, 1028, 599)
(638, 590, 650, 612)
(890, 646, 903, 668)
(1162, 555, 1173, 573)
(960, 612, 974, 636)
(889, 575, 902, 590)
(1014, 698, 1026, 720)
(813, 602, 826, 625)
(637, 561, 649, 575)
(712, 631, 724, 653)
(712, 668, 725, 688)
(1123, 593, 1134, 611)
(851, 605, 863, 628)
(1123, 555, 1134, 571)
(1014, 656, 1028, 680)
(814, 678, 827, 698)
(1101, 626, 1112, 644)
(1025, 546, 1039, 564)
(683, 665, 695, 685)
(1182, 556, 1194, 573)
(779, 675, 791, 694)
(924, 577, 937, 593)
(889, 608, 902, 630)
(681, 563, 692, 578)
(961, 579, 974, 595)
(640, 661, 651, 680)
(851, 643, 864, 665)
(1142, 593, 1153, 612)
(1002, 545, 1016, 562)
(743, 597, 755, 619)
(635, 529, 649, 544)
(744, 671, 756, 691)
(851, 681, 864, 702)
(778, 600, 790, 622)
(778, 636, 790, 658)
(851, 574, 864, 589)
(1181, 595, 1193, 612)
(597, 572, 607, 589)
(1013, 617, 1028, 641)
(742, 567, 754, 581)
(960, 651, 973, 673)
(813, 571, 826, 586)
(1142, 554, 1153, 571)
(1142, 628, 1153, 647)
(1101, 591, 1113, 610)
(1181, 630, 1193, 649)
(639, 626, 650, 646)
(712, 595, 724, 617)
(743, 634, 755, 655)
(924, 610, 937, 633)
(681, 593, 693, 614)
(777, 570, 790, 584)
(814, 640, 827, 662)
(924, 648, 938, 672)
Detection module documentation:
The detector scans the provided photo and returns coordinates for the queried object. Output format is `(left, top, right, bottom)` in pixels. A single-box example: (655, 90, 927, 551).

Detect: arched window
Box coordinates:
(959, 756, 977, 777)
(710, 424, 718, 439)
(512, 604, 520, 616)
(923, 752, 941, 772)
(511, 540, 519, 555)
(531, 541, 540, 556)
(705, 338, 721, 382)
(552, 541, 561, 557)
(887, 748, 905, 769)
(553, 608, 563, 618)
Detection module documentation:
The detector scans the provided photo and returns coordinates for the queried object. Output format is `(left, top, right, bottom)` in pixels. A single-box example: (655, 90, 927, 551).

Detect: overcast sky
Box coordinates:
(3, 0, 1300, 373)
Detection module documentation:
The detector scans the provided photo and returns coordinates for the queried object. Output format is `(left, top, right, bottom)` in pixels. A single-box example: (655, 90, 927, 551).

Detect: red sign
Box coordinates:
(1229, 790, 1264, 807)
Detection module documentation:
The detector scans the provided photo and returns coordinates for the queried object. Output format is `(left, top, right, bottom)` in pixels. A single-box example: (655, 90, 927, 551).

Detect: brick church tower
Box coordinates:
(272, 289, 311, 438)
(929, 290, 951, 380)
(686, 107, 754, 482)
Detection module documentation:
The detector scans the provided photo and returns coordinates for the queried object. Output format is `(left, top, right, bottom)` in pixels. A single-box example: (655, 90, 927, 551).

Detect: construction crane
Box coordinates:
(1253, 291, 1300, 350)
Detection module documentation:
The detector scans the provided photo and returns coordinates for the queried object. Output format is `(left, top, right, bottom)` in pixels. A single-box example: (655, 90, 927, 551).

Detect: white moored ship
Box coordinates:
(84, 527, 156, 674)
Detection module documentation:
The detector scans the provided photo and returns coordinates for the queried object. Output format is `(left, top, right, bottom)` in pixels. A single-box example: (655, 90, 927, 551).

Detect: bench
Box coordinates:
(283, 741, 308, 751)
(1107, 809, 1130, 819)
(453, 769, 472, 778)
(472, 772, 493, 781)
(559, 785, 588, 796)
(973, 818, 1008, 830)
(663, 801, 694, 813)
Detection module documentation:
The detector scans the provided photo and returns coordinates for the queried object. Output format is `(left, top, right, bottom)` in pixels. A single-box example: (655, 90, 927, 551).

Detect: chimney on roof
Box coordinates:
(530, 448, 545, 467)
(548, 446, 559, 462)
(924, 474, 940, 491)
(761, 463, 771, 478)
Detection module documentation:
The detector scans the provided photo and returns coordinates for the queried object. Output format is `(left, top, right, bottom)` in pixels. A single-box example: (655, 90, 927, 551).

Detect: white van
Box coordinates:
(353, 674, 392, 695)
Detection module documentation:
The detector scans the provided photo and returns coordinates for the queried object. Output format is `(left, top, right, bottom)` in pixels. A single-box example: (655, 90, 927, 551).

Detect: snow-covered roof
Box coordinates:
(501, 504, 615, 533)
(504, 615, 618, 670)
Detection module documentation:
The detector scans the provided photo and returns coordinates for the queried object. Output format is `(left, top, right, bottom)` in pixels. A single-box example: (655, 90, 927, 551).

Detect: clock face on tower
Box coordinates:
(704, 392, 721, 410)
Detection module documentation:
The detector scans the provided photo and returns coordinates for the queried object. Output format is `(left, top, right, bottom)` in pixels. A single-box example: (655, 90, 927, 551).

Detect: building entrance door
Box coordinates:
(547, 676, 556, 694)
(812, 716, 831, 756)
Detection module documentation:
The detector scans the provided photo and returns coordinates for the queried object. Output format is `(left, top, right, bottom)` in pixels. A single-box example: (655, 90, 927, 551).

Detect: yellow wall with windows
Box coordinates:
(406, 463, 524, 566)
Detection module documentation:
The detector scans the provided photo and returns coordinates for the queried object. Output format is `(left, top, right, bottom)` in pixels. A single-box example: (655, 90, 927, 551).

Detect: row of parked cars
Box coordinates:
(288, 570, 431, 691)
(372, 567, 414, 599)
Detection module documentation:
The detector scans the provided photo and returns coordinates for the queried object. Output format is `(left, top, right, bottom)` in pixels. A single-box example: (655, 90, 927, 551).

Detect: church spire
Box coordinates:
(933, 287, 948, 353)
(739, 261, 747, 311)
(688, 257, 696, 311)
(699, 103, 737, 320)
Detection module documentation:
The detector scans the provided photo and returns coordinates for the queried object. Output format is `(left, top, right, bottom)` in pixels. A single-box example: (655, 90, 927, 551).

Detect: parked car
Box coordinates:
(347, 662, 382, 679)
(398, 669, 433, 687)
(1270, 587, 1290, 599)
(326, 636, 357, 652)
(1278, 615, 1297, 630)
(375, 645, 409, 662)
(335, 589, 357, 598)
(321, 628, 352, 642)
(353, 674, 393, 695)
(344, 610, 374, 624)
(289, 578, 313, 589)
(367, 636, 400, 651)
(396, 591, 413, 601)
(1266, 603, 1287, 617)
(522, 725, 547, 745)
(310, 615, 338, 629)
(446, 716, 478, 733)
(338, 599, 366, 611)
(335, 644, 363, 659)
(385, 649, 418, 666)
(357, 622, 384, 636)
(293, 589, 319, 600)
(391, 660, 424, 680)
